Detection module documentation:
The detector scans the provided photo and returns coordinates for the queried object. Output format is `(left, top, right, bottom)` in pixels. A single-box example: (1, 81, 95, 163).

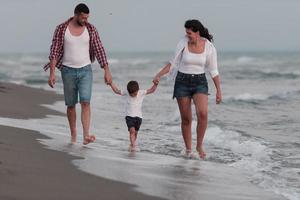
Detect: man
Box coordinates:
(44, 3, 112, 145)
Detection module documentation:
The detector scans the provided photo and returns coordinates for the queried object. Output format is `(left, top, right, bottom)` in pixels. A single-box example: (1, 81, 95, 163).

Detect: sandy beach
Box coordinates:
(0, 82, 166, 200)
(0, 82, 287, 200)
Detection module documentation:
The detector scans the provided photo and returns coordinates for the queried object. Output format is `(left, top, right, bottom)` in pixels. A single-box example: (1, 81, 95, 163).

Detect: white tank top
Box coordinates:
(62, 26, 91, 68)
(178, 43, 207, 74)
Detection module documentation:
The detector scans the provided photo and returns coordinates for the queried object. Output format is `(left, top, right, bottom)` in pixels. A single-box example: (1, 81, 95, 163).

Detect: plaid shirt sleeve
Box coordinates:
(49, 25, 64, 61)
(43, 23, 65, 71)
(90, 25, 108, 68)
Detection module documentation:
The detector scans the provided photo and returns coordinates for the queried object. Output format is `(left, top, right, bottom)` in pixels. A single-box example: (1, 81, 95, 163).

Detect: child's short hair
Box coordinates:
(127, 81, 139, 94)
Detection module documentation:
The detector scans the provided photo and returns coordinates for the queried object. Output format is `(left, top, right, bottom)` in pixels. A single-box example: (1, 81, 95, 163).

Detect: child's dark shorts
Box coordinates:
(125, 116, 143, 131)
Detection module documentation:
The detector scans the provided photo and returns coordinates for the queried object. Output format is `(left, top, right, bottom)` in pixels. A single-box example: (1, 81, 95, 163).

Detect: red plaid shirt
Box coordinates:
(44, 18, 108, 71)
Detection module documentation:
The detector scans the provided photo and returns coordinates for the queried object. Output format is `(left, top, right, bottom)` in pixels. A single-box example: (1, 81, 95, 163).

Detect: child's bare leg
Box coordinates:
(129, 127, 136, 151)
(134, 132, 138, 143)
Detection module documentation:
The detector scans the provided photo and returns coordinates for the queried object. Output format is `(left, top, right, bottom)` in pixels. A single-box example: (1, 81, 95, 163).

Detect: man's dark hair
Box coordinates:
(127, 81, 139, 94)
(74, 3, 90, 15)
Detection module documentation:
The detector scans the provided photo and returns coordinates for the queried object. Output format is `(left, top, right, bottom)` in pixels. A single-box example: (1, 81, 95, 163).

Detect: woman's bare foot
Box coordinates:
(196, 146, 206, 160)
(83, 135, 96, 145)
(184, 149, 193, 159)
(71, 135, 77, 144)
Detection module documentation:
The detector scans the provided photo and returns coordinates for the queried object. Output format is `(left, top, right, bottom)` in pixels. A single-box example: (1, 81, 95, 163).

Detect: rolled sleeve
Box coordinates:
(49, 25, 63, 61)
(206, 43, 219, 78)
(92, 27, 108, 68)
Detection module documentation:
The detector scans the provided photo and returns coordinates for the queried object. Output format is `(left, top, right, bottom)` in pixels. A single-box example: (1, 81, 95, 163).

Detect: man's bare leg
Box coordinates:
(81, 102, 95, 145)
(67, 106, 77, 143)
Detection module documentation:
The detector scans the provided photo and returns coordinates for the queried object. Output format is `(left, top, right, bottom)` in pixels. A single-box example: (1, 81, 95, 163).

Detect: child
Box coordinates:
(109, 80, 158, 151)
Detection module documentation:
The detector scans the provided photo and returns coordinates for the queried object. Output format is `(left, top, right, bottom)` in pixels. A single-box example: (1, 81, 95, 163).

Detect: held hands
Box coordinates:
(152, 75, 160, 85)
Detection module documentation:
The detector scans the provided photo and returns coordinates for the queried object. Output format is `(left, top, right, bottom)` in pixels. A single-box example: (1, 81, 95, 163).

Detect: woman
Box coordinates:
(153, 19, 222, 159)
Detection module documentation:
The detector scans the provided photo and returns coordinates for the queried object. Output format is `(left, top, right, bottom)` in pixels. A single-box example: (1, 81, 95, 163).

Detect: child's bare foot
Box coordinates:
(128, 144, 136, 152)
(83, 135, 96, 145)
(196, 147, 206, 160)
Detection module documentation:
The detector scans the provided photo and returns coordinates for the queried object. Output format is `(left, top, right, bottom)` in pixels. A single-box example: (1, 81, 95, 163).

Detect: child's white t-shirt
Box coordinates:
(121, 90, 147, 118)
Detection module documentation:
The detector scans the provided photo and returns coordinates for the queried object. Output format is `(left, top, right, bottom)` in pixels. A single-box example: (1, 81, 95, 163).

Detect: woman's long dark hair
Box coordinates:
(184, 19, 213, 42)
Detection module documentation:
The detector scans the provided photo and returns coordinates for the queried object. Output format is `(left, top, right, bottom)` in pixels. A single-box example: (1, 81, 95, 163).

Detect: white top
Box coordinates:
(121, 90, 147, 118)
(168, 36, 219, 79)
(62, 27, 91, 68)
(179, 43, 207, 74)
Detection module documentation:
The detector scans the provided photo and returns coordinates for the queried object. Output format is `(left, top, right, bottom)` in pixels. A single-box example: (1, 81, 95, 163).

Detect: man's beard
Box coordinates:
(76, 19, 85, 26)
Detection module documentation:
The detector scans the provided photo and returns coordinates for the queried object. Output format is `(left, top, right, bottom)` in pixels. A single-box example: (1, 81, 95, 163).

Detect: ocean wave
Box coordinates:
(223, 93, 269, 105)
(206, 126, 300, 200)
(0, 72, 9, 80)
(0, 115, 298, 200)
(236, 56, 256, 63)
(20, 55, 46, 65)
(234, 93, 269, 101)
(125, 59, 152, 65)
(229, 69, 300, 80)
(0, 59, 20, 66)
(25, 79, 49, 85)
(224, 90, 300, 105)
(108, 58, 119, 64)
(206, 127, 271, 161)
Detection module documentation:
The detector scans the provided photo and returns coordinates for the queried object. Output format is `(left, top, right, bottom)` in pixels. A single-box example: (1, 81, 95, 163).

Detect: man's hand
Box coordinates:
(48, 74, 56, 88)
(104, 67, 112, 85)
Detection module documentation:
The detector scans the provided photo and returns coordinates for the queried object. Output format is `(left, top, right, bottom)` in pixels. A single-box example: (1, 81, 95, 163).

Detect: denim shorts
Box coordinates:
(173, 71, 209, 99)
(61, 64, 93, 106)
(125, 116, 143, 131)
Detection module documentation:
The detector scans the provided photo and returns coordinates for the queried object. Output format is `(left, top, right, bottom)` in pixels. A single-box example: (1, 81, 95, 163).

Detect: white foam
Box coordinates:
(205, 126, 300, 200)
(20, 55, 45, 64)
(0, 116, 293, 200)
(237, 56, 256, 63)
(128, 59, 151, 65)
(108, 58, 119, 64)
(233, 93, 269, 101)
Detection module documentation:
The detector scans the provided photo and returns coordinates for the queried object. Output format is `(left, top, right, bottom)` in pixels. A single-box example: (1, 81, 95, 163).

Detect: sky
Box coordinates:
(0, 0, 299, 53)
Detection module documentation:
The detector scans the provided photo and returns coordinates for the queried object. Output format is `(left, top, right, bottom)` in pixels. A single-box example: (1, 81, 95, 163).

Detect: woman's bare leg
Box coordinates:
(193, 93, 208, 159)
(177, 97, 192, 152)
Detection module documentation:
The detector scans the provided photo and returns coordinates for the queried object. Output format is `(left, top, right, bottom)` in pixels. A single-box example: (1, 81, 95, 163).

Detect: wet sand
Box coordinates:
(0, 82, 166, 200)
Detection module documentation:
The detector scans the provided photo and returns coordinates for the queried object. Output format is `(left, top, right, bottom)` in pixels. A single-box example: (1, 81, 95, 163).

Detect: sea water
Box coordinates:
(0, 51, 299, 200)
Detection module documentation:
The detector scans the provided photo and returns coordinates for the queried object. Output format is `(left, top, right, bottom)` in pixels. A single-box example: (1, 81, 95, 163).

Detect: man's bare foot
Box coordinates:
(196, 147, 206, 160)
(83, 135, 96, 145)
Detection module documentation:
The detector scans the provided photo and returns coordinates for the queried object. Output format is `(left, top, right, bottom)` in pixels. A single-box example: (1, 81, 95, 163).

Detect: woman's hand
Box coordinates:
(216, 89, 222, 104)
(152, 63, 171, 85)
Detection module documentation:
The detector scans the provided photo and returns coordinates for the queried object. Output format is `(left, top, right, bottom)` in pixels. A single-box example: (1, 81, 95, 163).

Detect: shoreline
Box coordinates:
(0, 82, 166, 200)
(0, 82, 64, 119)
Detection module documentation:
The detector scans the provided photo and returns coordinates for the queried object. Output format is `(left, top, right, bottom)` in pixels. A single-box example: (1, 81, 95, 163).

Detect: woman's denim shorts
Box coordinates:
(61, 64, 93, 106)
(173, 71, 209, 99)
